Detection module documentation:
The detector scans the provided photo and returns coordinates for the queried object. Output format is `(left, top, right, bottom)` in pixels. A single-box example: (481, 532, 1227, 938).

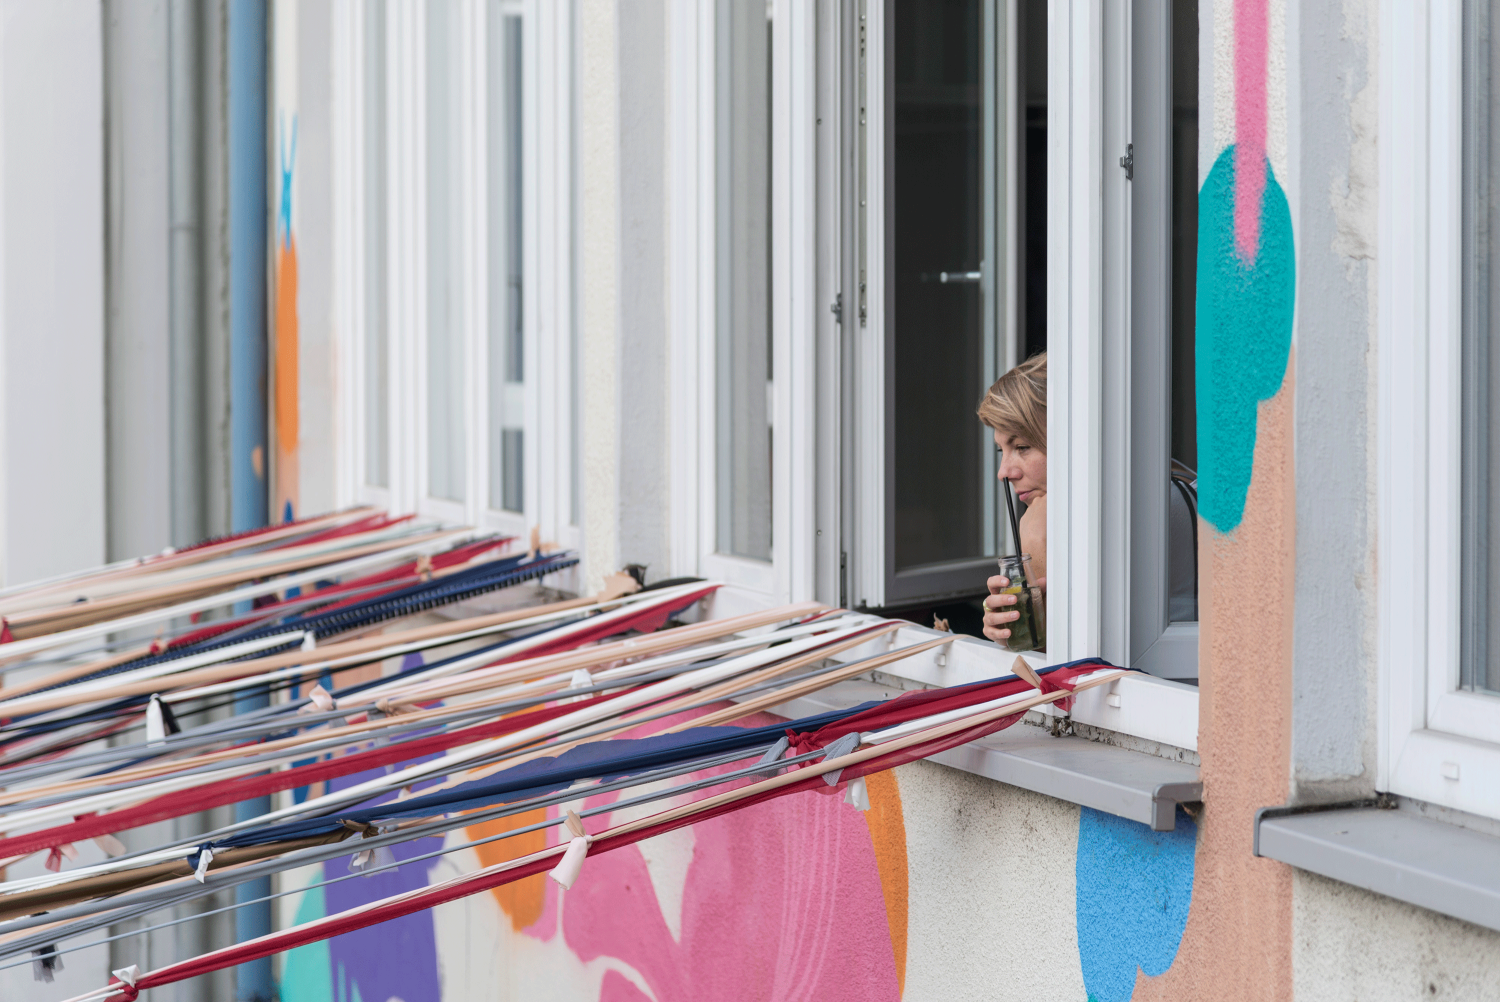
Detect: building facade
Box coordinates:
(2, 1, 1499, 999)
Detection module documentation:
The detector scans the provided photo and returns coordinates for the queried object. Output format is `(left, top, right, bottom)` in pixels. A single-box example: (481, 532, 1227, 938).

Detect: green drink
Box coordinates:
(997, 554, 1046, 653)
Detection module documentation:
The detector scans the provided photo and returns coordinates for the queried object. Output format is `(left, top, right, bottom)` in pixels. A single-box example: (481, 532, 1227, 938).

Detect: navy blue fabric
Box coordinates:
(206, 706, 871, 852)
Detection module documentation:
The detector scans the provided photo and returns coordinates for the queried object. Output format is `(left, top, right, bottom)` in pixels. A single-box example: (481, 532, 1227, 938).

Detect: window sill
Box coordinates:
(751, 678, 1203, 831)
(1254, 804, 1500, 933)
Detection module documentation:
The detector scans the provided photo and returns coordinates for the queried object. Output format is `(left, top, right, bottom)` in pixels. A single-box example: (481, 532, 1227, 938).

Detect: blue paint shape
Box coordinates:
(1076, 807, 1197, 1002)
(1196, 145, 1296, 533)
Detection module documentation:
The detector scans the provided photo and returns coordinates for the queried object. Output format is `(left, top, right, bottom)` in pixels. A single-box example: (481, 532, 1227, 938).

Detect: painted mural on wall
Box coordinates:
(272, 704, 1201, 1002)
(275, 112, 301, 525)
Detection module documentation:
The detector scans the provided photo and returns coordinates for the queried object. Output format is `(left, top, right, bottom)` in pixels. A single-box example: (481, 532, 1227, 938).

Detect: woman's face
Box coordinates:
(994, 428, 1047, 503)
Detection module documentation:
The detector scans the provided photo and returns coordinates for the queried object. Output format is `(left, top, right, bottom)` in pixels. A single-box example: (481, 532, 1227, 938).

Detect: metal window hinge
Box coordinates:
(831, 293, 843, 325)
(1119, 143, 1134, 181)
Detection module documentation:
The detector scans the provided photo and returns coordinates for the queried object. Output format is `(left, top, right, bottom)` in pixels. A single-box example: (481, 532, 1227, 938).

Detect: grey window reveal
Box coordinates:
(1462, 0, 1500, 693)
(716, 0, 773, 562)
(364, 3, 389, 489)
(427, 0, 466, 504)
(488, 10, 524, 515)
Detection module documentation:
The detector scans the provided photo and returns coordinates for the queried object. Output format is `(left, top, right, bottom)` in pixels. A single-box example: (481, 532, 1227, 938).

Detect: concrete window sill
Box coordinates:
(1254, 805, 1500, 933)
(753, 679, 1203, 831)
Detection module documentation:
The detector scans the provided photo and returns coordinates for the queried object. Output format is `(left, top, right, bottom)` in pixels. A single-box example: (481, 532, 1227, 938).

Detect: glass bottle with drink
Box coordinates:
(996, 553, 1046, 653)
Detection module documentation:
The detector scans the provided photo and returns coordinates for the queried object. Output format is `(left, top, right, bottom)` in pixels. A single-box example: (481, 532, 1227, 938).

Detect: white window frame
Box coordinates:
(1047, 0, 1197, 680)
(1379, 0, 1500, 821)
(667, 0, 818, 609)
(332, 0, 577, 552)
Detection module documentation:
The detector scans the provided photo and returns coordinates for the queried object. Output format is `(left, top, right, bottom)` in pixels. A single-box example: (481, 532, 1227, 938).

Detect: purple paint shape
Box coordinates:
(324, 762, 443, 1002)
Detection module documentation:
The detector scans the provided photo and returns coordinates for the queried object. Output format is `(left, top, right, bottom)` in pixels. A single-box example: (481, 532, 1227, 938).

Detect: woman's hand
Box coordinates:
(983, 575, 1021, 642)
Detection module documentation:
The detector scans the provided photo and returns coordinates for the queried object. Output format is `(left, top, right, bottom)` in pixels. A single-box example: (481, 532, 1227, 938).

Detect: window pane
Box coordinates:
(715, 0, 772, 562)
(364, 1, 388, 488)
(488, 10, 523, 514)
(1168, 0, 1199, 623)
(892, 0, 986, 571)
(427, 0, 466, 503)
(1462, 0, 1500, 693)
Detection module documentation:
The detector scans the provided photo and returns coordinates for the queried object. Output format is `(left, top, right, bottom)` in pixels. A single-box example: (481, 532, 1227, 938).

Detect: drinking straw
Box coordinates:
(1003, 477, 1025, 566)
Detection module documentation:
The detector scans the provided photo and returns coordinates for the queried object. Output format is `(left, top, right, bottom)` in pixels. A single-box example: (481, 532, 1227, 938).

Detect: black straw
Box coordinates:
(1003, 478, 1026, 568)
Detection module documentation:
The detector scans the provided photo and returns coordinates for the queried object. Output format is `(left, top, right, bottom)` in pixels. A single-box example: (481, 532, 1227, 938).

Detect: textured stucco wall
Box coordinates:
(615, 0, 671, 584)
(579, 0, 621, 594)
(1288, 0, 1378, 800)
(1293, 871, 1500, 1001)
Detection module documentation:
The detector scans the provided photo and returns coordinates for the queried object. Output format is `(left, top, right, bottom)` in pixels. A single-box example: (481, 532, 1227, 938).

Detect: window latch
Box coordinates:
(1119, 142, 1134, 181)
(831, 292, 843, 325)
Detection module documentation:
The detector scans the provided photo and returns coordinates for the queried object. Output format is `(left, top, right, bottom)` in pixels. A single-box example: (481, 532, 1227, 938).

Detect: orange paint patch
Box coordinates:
(274, 238, 300, 518)
(1132, 357, 1296, 1001)
(862, 768, 909, 996)
(467, 806, 549, 930)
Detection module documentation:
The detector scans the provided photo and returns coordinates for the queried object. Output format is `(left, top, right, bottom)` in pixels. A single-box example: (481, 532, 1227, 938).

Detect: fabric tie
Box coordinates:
(842, 775, 870, 811)
(348, 825, 398, 877)
(751, 735, 790, 777)
(31, 943, 63, 983)
(44, 843, 78, 872)
(107, 965, 142, 1001)
(547, 811, 591, 890)
(145, 695, 168, 746)
(817, 731, 862, 786)
(298, 683, 336, 716)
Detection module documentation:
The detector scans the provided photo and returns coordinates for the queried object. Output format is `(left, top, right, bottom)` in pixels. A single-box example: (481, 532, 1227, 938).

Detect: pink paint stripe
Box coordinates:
(1233, 0, 1269, 264)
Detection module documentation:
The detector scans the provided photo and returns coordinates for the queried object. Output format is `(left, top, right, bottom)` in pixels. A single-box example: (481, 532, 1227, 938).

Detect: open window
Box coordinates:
(337, 0, 574, 545)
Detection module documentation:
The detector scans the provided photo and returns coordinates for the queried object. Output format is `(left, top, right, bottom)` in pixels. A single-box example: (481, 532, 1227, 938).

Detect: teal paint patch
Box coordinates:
(1076, 807, 1198, 1002)
(1196, 145, 1296, 533)
(279, 877, 334, 1002)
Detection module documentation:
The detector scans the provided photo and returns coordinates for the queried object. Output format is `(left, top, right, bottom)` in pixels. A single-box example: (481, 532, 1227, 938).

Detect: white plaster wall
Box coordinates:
(0, 0, 107, 585)
(897, 759, 1088, 1000)
(102, 0, 173, 563)
(578, 0, 620, 595)
(1293, 870, 1500, 1001)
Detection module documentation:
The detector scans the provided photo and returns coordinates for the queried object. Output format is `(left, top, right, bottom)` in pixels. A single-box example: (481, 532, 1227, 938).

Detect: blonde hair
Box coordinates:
(977, 351, 1047, 452)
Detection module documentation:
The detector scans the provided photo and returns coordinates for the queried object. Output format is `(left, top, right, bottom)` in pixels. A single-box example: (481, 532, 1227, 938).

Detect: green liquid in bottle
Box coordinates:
(997, 555, 1046, 653)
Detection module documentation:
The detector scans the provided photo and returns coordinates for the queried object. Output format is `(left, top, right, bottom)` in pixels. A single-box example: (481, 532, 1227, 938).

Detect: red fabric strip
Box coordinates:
(784, 660, 1112, 760)
(0, 693, 620, 861)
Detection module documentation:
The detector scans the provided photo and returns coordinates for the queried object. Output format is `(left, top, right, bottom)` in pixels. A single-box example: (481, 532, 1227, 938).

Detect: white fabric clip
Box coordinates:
(298, 683, 336, 715)
(93, 833, 127, 857)
(111, 964, 141, 987)
(30, 944, 62, 983)
(843, 775, 871, 811)
(547, 811, 592, 890)
(301, 631, 317, 651)
(569, 668, 593, 690)
(819, 732, 861, 786)
(193, 847, 214, 883)
(752, 736, 790, 777)
(145, 694, 168, 746)
(348, 826, 398, 877)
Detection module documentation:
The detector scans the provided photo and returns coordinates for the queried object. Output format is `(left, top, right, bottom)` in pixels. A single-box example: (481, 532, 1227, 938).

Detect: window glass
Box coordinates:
(427, 0, 466, 503)
(715, 0, 773, 561)
(488, 8, 524, 514)
(364, 1, 388, 488)
(1168, 0, 1199, 624)
(1462, 0, 1500, 693)
(891, 0, 987, 572)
